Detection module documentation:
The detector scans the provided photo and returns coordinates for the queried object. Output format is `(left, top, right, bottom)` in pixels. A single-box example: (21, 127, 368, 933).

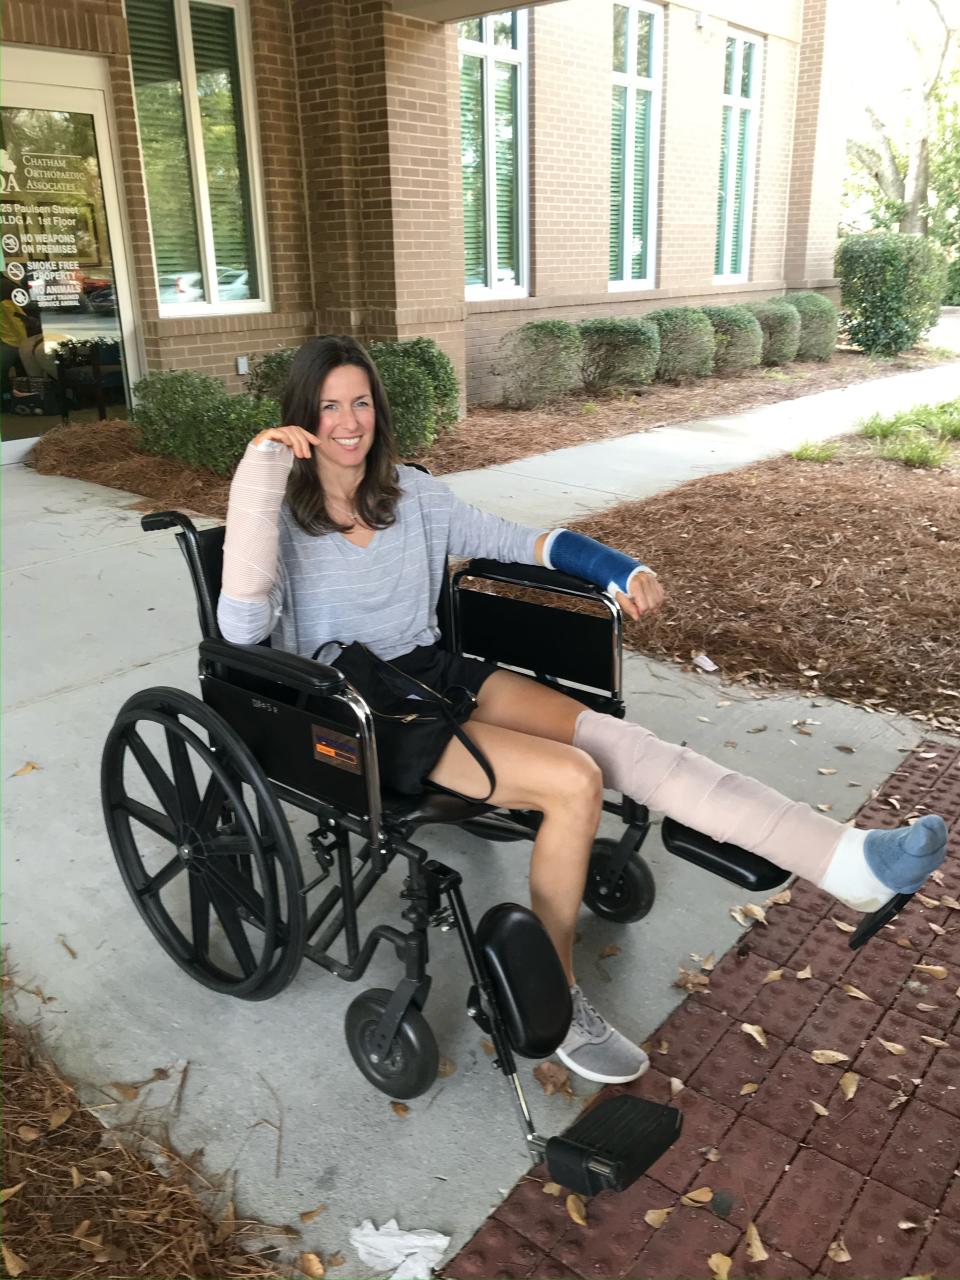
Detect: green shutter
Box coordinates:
(190, 2, 257, 295)
(630, 88, 651, 279)
(460, 54, 486, 287)
(494, 61, 518, 286)
(127, 0, 204, 294)
(610, 85, 626, 279)
(715, 103, 731, 274)
(730, 108, 749, 274)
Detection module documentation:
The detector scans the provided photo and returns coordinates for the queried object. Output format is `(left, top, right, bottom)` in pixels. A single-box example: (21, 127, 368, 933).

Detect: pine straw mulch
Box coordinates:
(2, 1011, 299, 1279)
(561, 440, 960, 733)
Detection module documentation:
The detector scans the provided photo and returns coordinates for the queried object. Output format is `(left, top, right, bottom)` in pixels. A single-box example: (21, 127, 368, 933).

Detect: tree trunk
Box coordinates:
(901, 133, 930, 234)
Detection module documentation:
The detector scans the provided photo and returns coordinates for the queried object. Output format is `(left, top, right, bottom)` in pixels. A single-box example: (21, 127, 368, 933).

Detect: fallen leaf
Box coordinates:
(299, 1204, 326, 1224)
(215, 1201, 235, 1244)
(762, 968, 784, 985)
(542, 1182, 563, 1197)
(298, 1252, 326, 1279)
(534, 1062, 573, 1097)
(702, 1147, 721, 1162)
(644, 1207, 672, 1229)
(743, 903, 767, 925)
(839, 1072, 860, 1101)
(796, 965, 814, 980)
(669, 1077, 685, 1097)
(674, 966, 711, 993)
(916, 893, 940, 908)
(110, 1082, 141, 1102)
(57, 935, 78, 959)
(390, 1101, 410, 1118)
(566, 1193, 588, 1226)
(741, 1023, 768, 1049)
(842, 983, 874, 1001)
(437, 1057, 456, 1078)
(480, 1038, 495, 1055)
(326, 1254, 346, 1269)
(599, 943, 621, 959)
(48, 1105, 71, 1130)
(1, 1245, 26, 1277)
(739, 1082, 759, 1096)
(817, 768, 838, 776)
(657, 1039, 669, 1055)
(889, 1091, 909, 1110)
(940, 895, 960, 911)
(877, 1039, 907, 1055)
(72, 1221, 91, 1239)
(827, 1237, 852, 1263)
(817, 803, 833, 812)
(93, 1170, 113, 1187)
(920, 1035, 948, 1047)
(915, 1003, 939, 1012)
(701, 952, 716, 971)
(745, 1222, 769, 1263)
(747, 725, 768, 734)
(835, 745, 856, 754)
(895, 937, 914, 950)
(681, 1186, 714, 1205)
(832, 917, 856, 934)
(0, 1184, 25, 1205)
(811, 1049, 850, 1064)
(11, 761, 40, 777)
(810, 1100, 830, 1116)
(730, 906, 749, 927)
(16, 1125, 40, 1143)
(708, 1252, 732, 1280)
(70, 1166, 83, 1189)
(931, 869, 945, 885)
(767, 890, 792, 906)
(898, 1219, 921, 1230)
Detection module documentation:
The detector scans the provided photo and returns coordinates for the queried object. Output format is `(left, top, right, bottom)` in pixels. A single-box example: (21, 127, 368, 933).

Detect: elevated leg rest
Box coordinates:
(848, 891, 914, 949)
(546, 1095, 682, 1197)
(660, 816, 789, 892)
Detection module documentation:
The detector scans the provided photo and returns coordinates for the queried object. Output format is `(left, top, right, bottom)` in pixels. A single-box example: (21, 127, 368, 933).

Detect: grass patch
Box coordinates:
(879, 434, 951, 468)
(859, 398, 960, 463)
(792, 441, 838, 462)
(860, 412, 909, 439)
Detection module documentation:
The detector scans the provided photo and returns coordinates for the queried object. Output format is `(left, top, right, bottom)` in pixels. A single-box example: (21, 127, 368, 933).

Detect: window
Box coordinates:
(609, 2, 661, 289)
(127, 0, 267, 312)
(714, 32, 762, 280)
(458, 11, 528, 297)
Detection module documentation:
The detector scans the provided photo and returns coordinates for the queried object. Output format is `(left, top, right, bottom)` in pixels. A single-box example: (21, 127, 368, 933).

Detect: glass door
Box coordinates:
(1, 54, 139, 464)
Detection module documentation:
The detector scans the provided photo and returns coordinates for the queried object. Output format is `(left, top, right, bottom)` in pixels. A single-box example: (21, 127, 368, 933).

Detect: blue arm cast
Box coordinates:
(542, 529, 652, 597)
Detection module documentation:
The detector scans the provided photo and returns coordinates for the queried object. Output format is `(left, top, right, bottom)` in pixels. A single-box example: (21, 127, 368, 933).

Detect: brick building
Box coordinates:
(1, 0, 848, 459)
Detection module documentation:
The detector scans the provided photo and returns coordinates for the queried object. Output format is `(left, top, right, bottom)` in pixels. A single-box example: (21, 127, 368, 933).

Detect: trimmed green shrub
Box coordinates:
(578, 317, 660, 392)
(943, 259, 960, 306)
(496, 320, 583, 407)
(246, 346, 296, 401)
(747, 301, 801, 365)
(781, 291, 838, 361)
(647, 308, 715, 382)
(368, 341, 437, 454)
(700, 306, 762, 376)
(397, 337, 460, 427)
(133, 370, 280, 475)
(835, 232, 947, 356)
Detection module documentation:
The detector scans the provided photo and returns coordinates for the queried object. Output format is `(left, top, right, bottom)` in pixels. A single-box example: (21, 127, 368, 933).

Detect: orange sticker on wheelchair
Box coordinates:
(311, 724, 361, 774)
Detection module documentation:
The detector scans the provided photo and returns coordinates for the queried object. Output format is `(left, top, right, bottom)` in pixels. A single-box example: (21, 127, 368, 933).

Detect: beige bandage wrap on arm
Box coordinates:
(221, 439, 293, 601)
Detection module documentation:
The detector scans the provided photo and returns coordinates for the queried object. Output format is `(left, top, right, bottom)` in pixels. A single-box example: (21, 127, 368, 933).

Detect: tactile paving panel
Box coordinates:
(871, 1097, 960, 1209)
(788, 917, 860, 980)
(645, 1086, 737, 1194)
(529, 1260, 581, 1279)
(687, 1114, 797, 1230)
(737, 969, 829, 1045)
(494, 1175, 581, 1254)
(942, 1172, 960, 1223)
(915, 1041, 960, 1119)
(909, 1211, 960, 1280)
(623, 1204, 740, 1280)
(746, 1045, 840, 1143)
(783, 879, 835, 920)
(646, 1001, 731, 1081)
(795, 987, 883, 1060)
(802, 1074, 900, 1175)
(891, 966, 957, 1032)
(729, 1240, 812, 1279)
(735, 905, 819, 965)
(687, 1023, 786, 1112)
(826, 1178, 928, 1279)
(549, 1174, 670, 1279)
(851, 1008, 938, 1087)
(444, 1217, 545, 1278)
(841, 936, 917, 1006)
(698, 950, 785, 1019)
(755, 1148, 863, 1270)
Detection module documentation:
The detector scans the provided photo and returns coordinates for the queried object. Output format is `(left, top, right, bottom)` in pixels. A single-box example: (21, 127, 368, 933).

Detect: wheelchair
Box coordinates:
(101, 508, 906, 1198)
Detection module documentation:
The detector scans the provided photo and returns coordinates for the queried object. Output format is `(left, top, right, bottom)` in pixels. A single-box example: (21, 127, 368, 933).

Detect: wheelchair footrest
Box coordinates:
(660, 817, 789, 892)
(545, 1095, 681, 1197)
(848, 891, 914, 949)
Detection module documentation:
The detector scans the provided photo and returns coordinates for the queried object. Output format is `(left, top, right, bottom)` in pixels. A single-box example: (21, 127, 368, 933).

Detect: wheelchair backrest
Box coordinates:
(176, 524, 227, 642)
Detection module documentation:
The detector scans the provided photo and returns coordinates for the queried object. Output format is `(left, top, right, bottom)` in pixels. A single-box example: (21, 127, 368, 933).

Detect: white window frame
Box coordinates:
(132, 0, 272, 317)
(609, 0, 662, 292)
(713, 30, 762, 284)
(458, 11, 529, 300)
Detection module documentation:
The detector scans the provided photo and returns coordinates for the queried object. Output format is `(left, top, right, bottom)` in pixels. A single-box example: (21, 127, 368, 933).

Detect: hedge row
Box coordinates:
(495, 293, 838, 407)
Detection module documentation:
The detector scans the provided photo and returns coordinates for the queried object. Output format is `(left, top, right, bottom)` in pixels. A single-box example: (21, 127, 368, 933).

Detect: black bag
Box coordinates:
(321, 641, 496, 798)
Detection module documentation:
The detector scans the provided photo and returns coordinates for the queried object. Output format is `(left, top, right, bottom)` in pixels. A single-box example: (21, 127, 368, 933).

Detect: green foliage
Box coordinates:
(746, 301, 801, 366)
(577, 317, 660, 393)
(647, 308, 715, 382)
(930, 76, 960, 256)
(133, 370, 280, 475)
(879, 433, 951, 468)
(246, 347, 296, 401)
(781, 292, 838, 361)
(700, 306, 762, 375)
(863, 399, 960, 442)
(495, 320, 583, 407)
(859, 412, 908, 440)
(835, 233, 948, 356)
(396, 337, 460, 427)
(943, 259, 960, 305)
(52, 336, 121, 367)
(367, 342, 437, 455)
(792, 441, 838, 462)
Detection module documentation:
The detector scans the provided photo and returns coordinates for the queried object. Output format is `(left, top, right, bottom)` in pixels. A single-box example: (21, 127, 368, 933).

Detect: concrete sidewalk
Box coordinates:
(3, 359, 959, 1276)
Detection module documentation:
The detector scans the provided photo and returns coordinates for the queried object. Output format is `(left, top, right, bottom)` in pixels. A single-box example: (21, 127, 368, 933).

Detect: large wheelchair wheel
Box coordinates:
(102, 687, 306, 1000)
(583, 838, 655, 924)
(345, 988, 439, 1100)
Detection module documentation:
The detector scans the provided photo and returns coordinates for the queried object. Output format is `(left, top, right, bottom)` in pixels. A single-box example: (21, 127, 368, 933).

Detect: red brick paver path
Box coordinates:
(444, 741, 960, 1280)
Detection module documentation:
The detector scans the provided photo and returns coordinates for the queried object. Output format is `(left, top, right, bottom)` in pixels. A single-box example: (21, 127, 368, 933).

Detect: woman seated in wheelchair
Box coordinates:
(218, 335, 948, 1087)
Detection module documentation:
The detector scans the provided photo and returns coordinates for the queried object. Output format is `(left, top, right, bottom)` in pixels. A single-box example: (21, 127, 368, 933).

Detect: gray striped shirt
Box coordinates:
(216, 464, 543, 662)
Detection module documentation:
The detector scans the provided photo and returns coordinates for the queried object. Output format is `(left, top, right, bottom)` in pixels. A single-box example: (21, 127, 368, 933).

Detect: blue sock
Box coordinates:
(864, 814, 949, 893)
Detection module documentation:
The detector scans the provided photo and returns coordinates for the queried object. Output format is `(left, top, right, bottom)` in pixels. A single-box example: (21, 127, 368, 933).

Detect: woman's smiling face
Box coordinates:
(314, 363, 376, 473)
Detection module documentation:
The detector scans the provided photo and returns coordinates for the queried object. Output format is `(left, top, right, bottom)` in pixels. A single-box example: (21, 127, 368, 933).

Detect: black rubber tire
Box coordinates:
(102, 687, 305, 1000)
(345, 987, 439, 1100)
(582, 837, 656, 924)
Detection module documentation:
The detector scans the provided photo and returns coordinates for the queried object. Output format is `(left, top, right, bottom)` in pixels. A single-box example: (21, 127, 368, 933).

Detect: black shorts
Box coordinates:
(336, 642, 499, 795)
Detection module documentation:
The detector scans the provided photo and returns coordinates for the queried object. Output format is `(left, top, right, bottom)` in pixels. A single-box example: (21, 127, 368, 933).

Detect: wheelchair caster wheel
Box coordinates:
(345, 988, 439, 1100)
(583, 838, 655, 924)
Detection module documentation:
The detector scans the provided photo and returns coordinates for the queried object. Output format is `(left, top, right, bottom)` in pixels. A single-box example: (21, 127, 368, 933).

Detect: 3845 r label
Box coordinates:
(312, 723, 361, 774)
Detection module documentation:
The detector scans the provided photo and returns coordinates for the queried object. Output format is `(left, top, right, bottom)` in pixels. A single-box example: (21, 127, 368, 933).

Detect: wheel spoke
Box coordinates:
(207, 876, 257, 975)
(165, 727, 201, 824)
(121, 797, 177, 843)
(140, 854, 185, 899)
(205, 860, 267, 927)
(189, 875, 211, 960)
(126, 729, 181, 823)
(206, 834, 255, 858)
(195, 773, 227, 836)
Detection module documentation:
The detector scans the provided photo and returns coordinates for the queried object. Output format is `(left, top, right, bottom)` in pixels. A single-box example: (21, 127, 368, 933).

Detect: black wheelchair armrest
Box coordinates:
(199, 638, 346, 695)
(460, 558, 607, 600)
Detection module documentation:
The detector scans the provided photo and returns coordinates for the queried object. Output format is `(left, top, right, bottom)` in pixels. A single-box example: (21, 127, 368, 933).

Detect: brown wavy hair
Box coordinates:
(281, 335, 401, 535)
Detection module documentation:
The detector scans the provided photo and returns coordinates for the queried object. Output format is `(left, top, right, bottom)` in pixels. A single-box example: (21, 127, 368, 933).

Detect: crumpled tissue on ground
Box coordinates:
(348, 1217, 450, 1280)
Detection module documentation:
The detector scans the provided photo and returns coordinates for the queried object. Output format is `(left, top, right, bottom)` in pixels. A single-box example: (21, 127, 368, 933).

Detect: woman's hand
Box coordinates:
(617, 569, 665, 621)
(252, 425, 321, 459)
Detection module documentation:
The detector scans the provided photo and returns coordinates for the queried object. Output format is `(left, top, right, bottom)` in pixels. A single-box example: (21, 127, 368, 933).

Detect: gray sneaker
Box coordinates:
(555, 985, 650, 1084)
